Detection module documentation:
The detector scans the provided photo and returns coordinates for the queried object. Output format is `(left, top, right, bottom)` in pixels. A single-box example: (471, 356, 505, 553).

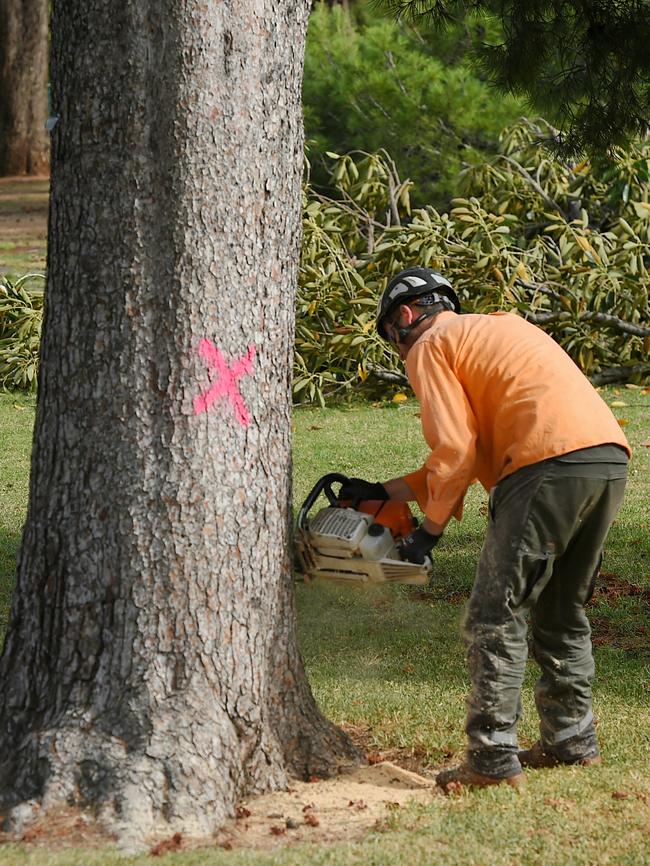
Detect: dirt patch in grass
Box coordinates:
(593, 571, 650, 605)
(0, 176, 48, 273)
(408, 586, 470, 605)
(589, 571, 650, 653)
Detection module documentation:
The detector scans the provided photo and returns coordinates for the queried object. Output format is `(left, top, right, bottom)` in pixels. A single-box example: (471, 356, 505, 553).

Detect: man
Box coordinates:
(341, 267, 630, 792)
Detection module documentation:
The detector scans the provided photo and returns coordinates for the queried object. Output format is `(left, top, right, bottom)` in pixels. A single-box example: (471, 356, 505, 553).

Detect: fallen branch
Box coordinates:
(524, 310, 650, 338)
(515, 278, 565, 302)
(496, 155, 567, 219)
(365, 364, 409, 385)
(589, 363, 650, 386)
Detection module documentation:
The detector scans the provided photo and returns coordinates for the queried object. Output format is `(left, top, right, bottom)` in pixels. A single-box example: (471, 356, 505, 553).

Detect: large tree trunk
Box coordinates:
(0, 0, 359, 848)
(0, 0, 49, 175)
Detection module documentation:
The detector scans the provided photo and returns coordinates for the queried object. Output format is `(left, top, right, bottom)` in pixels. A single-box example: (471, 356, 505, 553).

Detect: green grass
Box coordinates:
(0, 387, 649, 865)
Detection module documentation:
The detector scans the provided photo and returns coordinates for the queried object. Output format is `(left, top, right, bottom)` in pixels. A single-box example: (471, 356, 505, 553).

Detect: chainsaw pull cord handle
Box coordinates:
(297, 473, 350, 531)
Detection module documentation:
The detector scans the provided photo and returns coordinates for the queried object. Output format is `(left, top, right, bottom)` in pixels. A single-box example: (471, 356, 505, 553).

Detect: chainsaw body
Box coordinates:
(295, 473, 429, 585)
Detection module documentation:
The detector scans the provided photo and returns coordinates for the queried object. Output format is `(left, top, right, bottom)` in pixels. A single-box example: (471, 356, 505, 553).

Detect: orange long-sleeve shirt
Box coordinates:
(402, 311, 630, 526)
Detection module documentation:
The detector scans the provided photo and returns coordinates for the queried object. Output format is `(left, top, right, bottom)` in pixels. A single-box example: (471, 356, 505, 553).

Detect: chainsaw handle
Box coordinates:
(297, 473, 349, 530)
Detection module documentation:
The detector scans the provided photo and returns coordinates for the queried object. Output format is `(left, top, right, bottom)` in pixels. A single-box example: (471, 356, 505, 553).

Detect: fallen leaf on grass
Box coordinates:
(151, 833, 183, 856)
(308, 425, 323, 431)
(612, 791, 631, 800)
(641, 439, 650, 448)
(610, 401, 627, 407)
(616, 418, 629, 427)
(392, 393, 408, 403)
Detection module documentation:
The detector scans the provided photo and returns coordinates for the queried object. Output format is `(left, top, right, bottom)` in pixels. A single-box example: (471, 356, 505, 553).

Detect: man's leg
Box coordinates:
(524, 476, 627, 765)
(437, 463, 626, 790)
(441, 462, 556, 786)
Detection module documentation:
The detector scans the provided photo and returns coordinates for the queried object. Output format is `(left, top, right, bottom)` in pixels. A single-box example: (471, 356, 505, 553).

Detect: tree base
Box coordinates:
(0, 716, 362, 851)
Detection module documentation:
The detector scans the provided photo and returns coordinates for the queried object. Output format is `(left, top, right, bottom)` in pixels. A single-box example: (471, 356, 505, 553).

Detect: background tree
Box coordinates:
(303, 4, 524, 207)
(378, 0, 650, 155)
(0, 0, 49, 175)
(0, 0, 358, 847)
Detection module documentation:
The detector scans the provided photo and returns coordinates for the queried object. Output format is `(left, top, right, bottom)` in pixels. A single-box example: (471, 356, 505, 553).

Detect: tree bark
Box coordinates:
(0, 0, 359, 848)
(0, 0, 49, 175)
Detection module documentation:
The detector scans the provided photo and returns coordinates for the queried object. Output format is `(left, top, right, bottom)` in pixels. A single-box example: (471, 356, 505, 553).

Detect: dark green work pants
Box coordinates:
(463, 446, 627, 778)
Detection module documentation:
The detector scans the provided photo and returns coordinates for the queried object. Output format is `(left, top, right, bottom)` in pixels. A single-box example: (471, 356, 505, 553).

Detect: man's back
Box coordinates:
(405, 311, 629, 523)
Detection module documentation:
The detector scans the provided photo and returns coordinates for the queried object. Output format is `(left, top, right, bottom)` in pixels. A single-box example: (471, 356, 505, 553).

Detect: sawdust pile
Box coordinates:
(0, 762, 440, 855)
(213, 761, 438, 851)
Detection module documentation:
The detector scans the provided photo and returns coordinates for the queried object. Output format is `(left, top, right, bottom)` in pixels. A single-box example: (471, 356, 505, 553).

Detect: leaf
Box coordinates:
(641, 440, 650, 448)
(616, 419, 629, 427)
(392, 393, 408, 403)
(610, 401, 627, 407)
(515, 261, 530, 282)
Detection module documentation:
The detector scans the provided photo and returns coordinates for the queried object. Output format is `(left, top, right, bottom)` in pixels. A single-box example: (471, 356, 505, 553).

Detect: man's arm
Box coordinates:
(405, 338, 479, 527)
(383, 476, 446, 536)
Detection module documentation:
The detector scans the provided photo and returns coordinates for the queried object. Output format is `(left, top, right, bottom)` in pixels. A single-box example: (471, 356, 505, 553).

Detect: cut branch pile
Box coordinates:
(297, 119, 650, 404)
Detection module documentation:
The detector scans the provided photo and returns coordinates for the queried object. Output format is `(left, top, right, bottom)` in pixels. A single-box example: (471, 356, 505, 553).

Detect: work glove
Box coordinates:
(398, 525, 441, 565)
(338, 477, 389, 504)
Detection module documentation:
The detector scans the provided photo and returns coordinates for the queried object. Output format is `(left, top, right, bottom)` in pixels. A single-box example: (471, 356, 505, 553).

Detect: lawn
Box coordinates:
(0, 388, 649, 865)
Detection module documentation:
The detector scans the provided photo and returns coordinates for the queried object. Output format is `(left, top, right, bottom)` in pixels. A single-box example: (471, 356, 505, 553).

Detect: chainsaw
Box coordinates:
(294, 473, 430, 585)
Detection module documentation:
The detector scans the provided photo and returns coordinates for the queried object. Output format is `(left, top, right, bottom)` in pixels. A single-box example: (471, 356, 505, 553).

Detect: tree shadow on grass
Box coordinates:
(0, 527, 19, 645)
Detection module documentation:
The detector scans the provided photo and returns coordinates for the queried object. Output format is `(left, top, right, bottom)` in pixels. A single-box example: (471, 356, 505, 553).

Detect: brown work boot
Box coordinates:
(436, 763, 526, 794)
(518, 741, 602, 769)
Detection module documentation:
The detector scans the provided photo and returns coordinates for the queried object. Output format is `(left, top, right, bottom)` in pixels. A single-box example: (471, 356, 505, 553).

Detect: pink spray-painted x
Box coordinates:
(193, 339, 256, 427)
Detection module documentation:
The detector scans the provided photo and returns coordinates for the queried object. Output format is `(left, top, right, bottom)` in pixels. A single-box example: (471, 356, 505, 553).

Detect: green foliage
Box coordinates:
(0, 274, 44, 392)
(4, 125, 650, 404)
(376, 1, 650, 156)
(303, 4, 523, 208)
(296, 119, 650, 404)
